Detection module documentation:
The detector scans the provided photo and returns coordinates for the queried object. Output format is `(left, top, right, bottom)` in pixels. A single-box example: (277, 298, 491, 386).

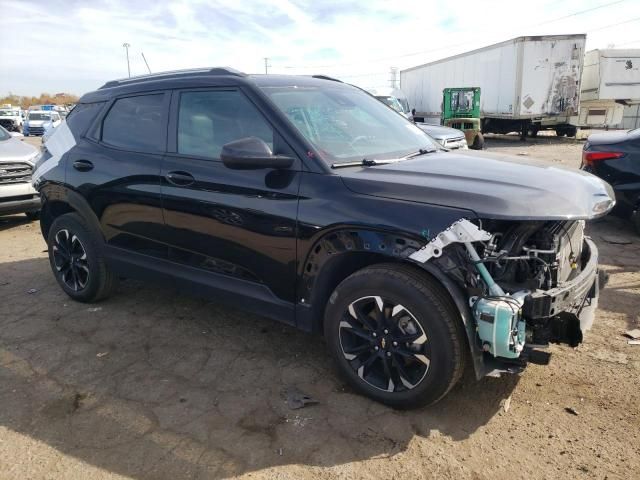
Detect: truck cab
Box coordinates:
(0, 105, 24, 133)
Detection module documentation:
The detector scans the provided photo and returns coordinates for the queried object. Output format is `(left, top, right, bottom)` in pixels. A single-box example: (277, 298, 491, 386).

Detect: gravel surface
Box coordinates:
(1, 135, 638, 479)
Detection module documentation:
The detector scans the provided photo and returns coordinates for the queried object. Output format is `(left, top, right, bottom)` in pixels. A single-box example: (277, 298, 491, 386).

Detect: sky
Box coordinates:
(1, 0, 639, 96)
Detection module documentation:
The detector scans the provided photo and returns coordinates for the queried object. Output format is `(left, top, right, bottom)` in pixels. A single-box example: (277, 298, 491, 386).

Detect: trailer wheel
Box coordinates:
(555, 127, 567, 137)
(470, 132, 484, 150)
(529, 126, 539, 137)
(565, 126, 577, 138)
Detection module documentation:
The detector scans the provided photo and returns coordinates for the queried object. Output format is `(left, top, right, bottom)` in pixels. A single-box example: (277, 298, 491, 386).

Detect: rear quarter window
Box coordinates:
(101, 94, 166, 152)
(66, 102, 106, 137)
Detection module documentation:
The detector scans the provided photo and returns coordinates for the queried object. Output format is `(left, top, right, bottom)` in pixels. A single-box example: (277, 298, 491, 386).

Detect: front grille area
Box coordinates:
(0, 119, 16, 129)
(0, 162, 33, 184)
(28, 126, 45, 135)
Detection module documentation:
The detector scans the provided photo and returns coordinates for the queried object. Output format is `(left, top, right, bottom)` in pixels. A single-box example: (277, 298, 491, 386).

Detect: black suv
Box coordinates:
(34, 68, 614, 407)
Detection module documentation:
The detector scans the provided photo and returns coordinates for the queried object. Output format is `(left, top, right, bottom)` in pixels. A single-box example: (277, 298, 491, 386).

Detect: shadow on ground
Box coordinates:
(0, 255, 519, 479)
(483, 133, 583, 149)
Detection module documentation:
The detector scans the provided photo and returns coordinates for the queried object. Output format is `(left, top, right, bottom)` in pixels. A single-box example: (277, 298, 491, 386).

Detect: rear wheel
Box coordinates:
(47, 213, 117, 302)
(324, 264, 465, 408)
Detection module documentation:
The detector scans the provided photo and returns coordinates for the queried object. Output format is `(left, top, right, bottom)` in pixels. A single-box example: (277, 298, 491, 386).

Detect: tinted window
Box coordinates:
(178, 90, 273, 159)
(66, 102, 106, 136)
(102, 94, 165, 152)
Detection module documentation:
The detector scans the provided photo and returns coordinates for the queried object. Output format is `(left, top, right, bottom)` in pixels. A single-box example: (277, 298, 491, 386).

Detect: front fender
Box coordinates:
(296, 226, 486, 379)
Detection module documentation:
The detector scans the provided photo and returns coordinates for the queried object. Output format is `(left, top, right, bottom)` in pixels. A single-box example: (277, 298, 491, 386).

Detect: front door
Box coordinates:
(160, 88, 301, 311)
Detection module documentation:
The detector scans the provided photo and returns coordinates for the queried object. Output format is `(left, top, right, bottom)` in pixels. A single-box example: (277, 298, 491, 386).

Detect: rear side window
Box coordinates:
(102, 94, 165, 152)
(177, 90, 273, 159)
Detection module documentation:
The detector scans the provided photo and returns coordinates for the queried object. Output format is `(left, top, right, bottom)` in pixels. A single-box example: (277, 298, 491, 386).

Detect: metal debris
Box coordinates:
(27, 288, 38, 294)
(503, 395, 512, 413)
(628, 340, 640, 346)
(88, 307, 102, 312)
(96, 352, 109, 358)
(284, 386, 318, 410)
(624, 329, 640, 340)
(565, 407, 579, 416)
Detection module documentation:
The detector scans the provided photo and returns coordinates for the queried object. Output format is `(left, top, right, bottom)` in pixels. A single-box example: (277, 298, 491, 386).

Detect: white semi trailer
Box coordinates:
(580, 49, 640, 129)
(400, 35, 586, 138)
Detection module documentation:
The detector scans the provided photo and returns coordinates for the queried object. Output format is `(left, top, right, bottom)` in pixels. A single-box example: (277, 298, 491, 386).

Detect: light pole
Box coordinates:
(264, 57, 270, 74)
(122, 43, 131, 78)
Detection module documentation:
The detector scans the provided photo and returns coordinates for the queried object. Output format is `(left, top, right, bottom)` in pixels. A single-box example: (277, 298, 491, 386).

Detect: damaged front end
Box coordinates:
(410, 218, 602, 377)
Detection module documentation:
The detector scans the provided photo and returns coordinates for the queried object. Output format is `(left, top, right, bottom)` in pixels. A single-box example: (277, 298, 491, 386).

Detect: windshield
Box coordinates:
(262, 86, 437, 164)
(0, 110, 18, 116)
(28, 113, 51, 121)
(0, 126, 11, 141)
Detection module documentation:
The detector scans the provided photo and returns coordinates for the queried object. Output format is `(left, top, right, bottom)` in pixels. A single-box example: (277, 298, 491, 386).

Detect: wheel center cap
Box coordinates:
(380, 337, 387, 349)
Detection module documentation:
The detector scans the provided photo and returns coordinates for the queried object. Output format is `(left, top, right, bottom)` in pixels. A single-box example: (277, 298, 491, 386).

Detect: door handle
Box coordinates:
(166, 171, 195, 186)
(73, 160, 94, 172)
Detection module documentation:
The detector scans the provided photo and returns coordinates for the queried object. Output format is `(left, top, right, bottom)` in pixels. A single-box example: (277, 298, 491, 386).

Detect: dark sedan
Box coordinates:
(582, 128, 640, 234)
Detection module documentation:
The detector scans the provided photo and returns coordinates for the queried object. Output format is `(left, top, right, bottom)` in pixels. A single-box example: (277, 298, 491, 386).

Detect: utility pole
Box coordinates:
(389, 67, 398, 88)
(141, 52, 151, 74)
(264, 57, 270, 74)
(122, 43, 131, 78)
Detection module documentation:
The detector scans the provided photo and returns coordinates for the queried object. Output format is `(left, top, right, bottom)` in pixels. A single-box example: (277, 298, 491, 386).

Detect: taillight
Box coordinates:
(582, 150, 624, 167)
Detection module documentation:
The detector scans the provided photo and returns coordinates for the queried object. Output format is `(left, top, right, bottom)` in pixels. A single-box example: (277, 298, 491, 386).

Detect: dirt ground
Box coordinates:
(0, 135, 638, 479)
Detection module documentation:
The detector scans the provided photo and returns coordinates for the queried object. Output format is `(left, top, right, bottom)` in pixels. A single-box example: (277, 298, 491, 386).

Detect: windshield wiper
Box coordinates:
(330, 148, 437, 169)
(403, 147, 437, 159)
(331, 158, 403, 169)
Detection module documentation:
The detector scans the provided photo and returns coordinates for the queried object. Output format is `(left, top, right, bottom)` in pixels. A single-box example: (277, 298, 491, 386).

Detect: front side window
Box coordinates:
(102, 94, 165, 152)
(262, 85, 437, 164)
(177, 90, 273, 159)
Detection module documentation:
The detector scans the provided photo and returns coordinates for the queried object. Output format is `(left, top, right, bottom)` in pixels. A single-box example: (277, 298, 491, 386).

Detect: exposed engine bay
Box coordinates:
(410, 218, 600, 372)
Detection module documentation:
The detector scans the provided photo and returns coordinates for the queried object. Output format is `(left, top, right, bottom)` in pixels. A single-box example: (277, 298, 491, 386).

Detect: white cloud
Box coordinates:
(0, 0, 637, 96)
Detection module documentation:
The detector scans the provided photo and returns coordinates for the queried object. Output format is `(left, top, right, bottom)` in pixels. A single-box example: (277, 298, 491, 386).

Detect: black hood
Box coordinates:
(338, 150, 615, 220)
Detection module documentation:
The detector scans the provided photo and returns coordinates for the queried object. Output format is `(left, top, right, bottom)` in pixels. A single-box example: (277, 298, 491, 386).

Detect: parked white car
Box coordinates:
(24, 110, 62, 137)
(0, 125, 41, 219)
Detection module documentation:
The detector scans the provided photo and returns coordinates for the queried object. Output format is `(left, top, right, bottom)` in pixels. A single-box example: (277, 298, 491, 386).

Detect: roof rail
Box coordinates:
(311, 75, 343, 83)
(99, 67, 246, 90)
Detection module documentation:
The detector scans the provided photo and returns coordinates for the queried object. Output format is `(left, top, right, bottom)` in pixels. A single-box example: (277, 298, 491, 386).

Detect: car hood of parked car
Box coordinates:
(415, 123, 465, 140)
(0, 136, 39, 163)
(338, 150, 616, 220)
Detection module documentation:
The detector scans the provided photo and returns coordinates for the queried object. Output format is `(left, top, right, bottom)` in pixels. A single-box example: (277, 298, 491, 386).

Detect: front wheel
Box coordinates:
(47, 213, 118, 302)
(324, 264, 465, 408)
(470, 132, 484, 150)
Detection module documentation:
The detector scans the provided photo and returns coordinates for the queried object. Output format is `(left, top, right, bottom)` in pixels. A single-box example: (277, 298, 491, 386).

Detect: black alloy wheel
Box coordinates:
(52, 228, 90, 292)
(339, 295, 430, 393)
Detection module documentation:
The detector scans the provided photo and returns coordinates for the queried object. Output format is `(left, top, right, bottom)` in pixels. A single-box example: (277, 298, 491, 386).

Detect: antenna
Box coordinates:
(141, 52, 152, 74)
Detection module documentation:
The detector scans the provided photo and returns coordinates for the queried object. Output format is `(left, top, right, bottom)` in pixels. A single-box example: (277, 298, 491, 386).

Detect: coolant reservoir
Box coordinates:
(473, 291, 528, 359)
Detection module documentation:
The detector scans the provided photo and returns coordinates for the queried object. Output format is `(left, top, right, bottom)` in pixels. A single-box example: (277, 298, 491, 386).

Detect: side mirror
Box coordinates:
(221, 137, 294, 170)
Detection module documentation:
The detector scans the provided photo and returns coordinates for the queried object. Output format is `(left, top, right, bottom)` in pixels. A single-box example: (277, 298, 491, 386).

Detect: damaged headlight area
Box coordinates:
(410, 218, 601, 370)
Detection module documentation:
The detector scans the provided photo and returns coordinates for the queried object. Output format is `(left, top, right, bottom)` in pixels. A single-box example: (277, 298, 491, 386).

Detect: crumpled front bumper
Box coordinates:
(523, 237, 600, 333)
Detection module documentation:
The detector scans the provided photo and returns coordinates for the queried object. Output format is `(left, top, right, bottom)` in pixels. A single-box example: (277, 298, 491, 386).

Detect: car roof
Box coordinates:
(79, 68, 348, 103)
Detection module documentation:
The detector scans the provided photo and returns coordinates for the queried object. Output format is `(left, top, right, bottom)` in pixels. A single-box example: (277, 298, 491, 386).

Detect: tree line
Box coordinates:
(0, 93, 80, 108)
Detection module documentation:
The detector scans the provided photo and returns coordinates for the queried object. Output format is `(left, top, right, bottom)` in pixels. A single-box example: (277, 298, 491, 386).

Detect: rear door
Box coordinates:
(160, 87, 301, 309)
(65, 92, 170, 258)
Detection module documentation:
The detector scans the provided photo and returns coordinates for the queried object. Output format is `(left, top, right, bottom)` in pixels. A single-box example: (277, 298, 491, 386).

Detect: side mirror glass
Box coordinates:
(221, 137, 294, 170)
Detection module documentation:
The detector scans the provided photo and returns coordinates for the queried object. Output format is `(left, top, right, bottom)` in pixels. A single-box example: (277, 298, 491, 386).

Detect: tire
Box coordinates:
(529, 126, 539, 138)
(47, 213, 118, 302)
(470, 132, 484, 150)
(324, 263, 465, 408)
(565, 126, 577, 138)
(25, 211, 40, 221)
(555, 127, 567, 137)
(632, 210, 640, 236)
